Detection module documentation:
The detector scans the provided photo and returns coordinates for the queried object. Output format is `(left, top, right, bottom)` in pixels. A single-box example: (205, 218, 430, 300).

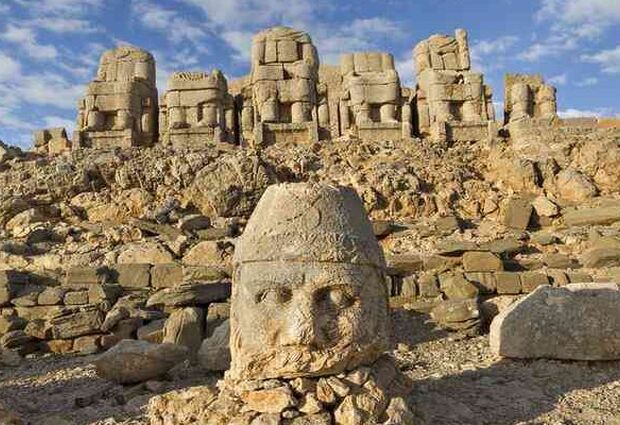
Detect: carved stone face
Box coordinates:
(229, 183, 390, 381)
(231, 261, 388, 380)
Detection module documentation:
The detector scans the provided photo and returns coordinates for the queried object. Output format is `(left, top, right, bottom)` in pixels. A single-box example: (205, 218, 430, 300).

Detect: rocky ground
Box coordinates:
(1, 309, 618, 425)
(1, 125, 620, 424)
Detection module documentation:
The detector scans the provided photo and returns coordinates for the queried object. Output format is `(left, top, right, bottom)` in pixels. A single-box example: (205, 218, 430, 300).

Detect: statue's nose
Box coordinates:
(281, 298, 318, 347)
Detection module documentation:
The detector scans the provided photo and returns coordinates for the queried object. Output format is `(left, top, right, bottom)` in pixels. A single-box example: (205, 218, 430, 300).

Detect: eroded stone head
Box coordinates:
(230, 183, 389, 380)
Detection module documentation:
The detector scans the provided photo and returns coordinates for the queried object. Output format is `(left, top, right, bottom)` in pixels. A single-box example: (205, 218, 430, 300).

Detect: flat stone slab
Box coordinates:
(146, 281, 231, 307)
(490, 283, 620, 360)
(563, 206, 620, 227)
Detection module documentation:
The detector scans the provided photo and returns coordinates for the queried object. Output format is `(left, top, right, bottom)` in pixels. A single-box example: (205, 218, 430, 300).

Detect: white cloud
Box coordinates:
(558, 107, 615, 118)
(315, 18, 404, 65)
(0, 25, 58, 59)
(470, 35, 519, 72)
(582, 45, 620, 74)
(395, 52, 414, 88)
(180, 0, 314, 29)
(27, 18, 99, 34)
(133, 0, 209, 48)
(0, 107, 37, 131)
(0, 52, 84, 110)
(0, 52, 22, 82)
(518, 33, 577, 62)
(220, 31, 254, 63)
(575, 77, 598, 87)
(520, 0, 620, 62)
(15, 0, 103, 17)
(548, 73, 567, 86)
(536, 0, 620, 39)
(472, 36, 519, 56)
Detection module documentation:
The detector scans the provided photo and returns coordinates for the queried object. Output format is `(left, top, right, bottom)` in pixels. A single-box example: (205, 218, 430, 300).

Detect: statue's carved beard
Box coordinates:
(230, 309, 388, 380)
(237, 336, 386, 380)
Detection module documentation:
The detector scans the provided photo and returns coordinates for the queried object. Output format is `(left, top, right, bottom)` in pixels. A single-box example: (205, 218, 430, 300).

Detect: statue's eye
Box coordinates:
(255, 287, 292, 305)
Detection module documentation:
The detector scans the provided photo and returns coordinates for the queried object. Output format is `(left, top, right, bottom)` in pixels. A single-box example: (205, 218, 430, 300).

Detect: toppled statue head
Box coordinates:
(230, 183, 389, 380)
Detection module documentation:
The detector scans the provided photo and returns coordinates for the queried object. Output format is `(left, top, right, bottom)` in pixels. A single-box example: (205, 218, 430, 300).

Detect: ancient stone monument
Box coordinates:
(504, 73, 558, 124)
(32, 128, 71, 155)
(414, 29, 495, 143)
(159, 71, 236, 147)
(30, 26, 577, 153)
(244, 26, 320, 145)
(339, 52, 413, 141)
(231, 183, 390, 380)
(74, 46, 158, 149)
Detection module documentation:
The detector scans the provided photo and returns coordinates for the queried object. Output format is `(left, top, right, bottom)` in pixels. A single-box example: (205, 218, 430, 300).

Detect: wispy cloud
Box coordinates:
(558, 107, 616, 118)
(575, 76, 598, 87)
(0, 25, 58, 59)
(470, 35, 519, 72)
(132, 0, 209, 50)
(520, 0, 620, 62)
(14, 0, 103, 17)
(536, 0, 620, 39)
(180, 0, 315, 29)
(582, 45, 620, 74)
(548, 73, 567, 86)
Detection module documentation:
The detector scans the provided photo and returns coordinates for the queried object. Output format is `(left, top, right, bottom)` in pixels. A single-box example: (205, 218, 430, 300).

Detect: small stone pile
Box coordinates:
(149, 355, 414, 425)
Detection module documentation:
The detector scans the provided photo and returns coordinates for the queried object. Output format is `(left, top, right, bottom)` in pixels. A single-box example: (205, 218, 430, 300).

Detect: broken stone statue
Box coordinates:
(148, 183, 414, 425)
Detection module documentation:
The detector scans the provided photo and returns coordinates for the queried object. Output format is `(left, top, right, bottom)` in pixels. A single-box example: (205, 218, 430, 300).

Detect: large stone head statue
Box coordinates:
(230, 183, 389, 381)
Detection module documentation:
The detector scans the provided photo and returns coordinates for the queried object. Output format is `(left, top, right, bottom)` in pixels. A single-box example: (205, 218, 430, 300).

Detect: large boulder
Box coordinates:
(490, 283, 620, 360)
(94, 339, 189, 384)
(554, 169, 597, 202)
(185, 154, 276, 218)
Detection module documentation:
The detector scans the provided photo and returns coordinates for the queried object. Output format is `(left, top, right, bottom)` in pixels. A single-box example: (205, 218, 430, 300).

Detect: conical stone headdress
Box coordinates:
(233, 183, 385, 269)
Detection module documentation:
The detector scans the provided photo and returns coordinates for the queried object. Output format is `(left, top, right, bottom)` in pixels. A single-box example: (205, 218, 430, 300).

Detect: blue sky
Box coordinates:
(0, 0, 619, 148)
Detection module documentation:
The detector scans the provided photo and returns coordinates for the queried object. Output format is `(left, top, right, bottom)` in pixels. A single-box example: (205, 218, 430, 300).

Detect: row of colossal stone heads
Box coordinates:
(34, 26, 558, 154)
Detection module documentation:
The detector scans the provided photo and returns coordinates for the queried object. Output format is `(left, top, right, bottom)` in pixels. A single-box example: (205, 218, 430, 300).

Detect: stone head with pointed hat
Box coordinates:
(229, 182, 389, 380)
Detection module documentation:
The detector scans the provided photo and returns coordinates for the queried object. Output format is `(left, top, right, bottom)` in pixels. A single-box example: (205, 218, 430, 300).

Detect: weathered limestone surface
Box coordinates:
(339, 52, 412, 141)
(414, 29, 495, 143)
(160, 71, 235, 147)
(94, 339, 189, 384)
(490, 283, 620, 360)
(32, 128, 72, 155)
(75, 46, 158, 149)
(231, 183, 389, 380)
(504, 73, 557, 124)
(244, 26, 320, 145)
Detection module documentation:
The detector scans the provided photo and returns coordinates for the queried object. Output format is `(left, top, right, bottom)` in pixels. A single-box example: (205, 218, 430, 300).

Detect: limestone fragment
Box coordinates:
(490, 283, 620, 360)
(94, 339, 189, 384)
